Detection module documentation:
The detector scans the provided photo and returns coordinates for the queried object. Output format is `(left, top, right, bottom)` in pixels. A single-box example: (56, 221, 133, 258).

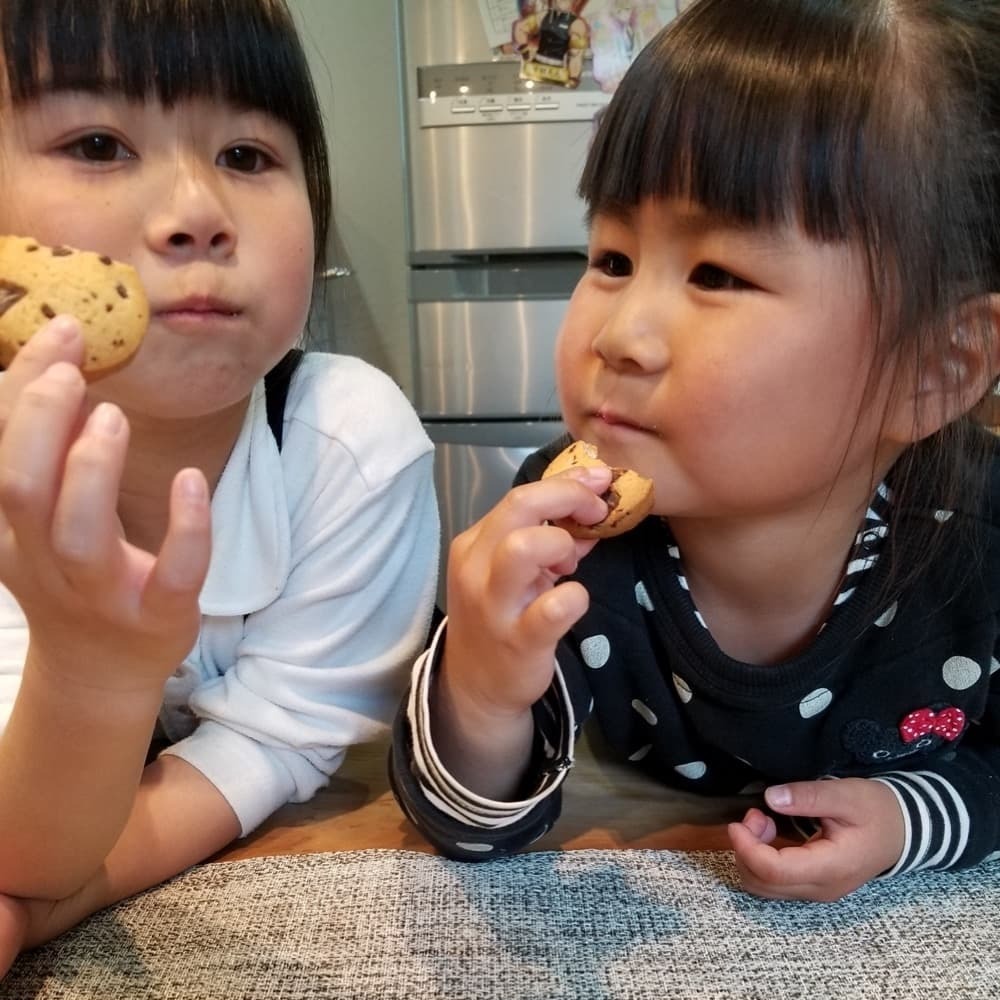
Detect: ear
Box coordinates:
(887, 294, 1000, 443)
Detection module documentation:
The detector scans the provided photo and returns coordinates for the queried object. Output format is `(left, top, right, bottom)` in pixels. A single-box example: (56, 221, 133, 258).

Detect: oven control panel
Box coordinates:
(416, 62, 610, 127)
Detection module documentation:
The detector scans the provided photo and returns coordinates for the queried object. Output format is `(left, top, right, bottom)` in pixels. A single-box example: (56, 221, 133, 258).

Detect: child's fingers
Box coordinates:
(728, 824, 832, 898)
(488, 523, 584, 606)
(763, 779, 857, 823)
(480, 471, 612, 546)
(0, 317, 84, 429)
(520, 580, 590, 648)
(737, 807, 778, 844)
(0, 364, 87, 544)
(49, 403, 129, 579)
(142, 468, 211, 617)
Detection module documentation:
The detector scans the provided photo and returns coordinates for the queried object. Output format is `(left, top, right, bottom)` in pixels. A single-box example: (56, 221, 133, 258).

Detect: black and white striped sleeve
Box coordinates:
(872, 628, 1000, 877)
(872, 662, 1000, 876)
(389, 617, 576, 860)
(872, 770, 974, 875)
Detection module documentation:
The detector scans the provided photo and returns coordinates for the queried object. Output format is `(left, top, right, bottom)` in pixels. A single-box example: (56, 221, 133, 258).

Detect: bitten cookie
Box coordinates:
(542, 439, 655, 538)
(0, 235, 148, 379)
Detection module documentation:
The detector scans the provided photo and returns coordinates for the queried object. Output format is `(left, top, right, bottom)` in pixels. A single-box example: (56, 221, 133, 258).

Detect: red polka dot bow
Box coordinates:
(898, 706, 966, 744)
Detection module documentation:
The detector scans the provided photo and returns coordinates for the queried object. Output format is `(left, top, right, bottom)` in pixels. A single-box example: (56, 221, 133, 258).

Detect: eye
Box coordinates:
(219, 144, 276, 173)
(62, 132, 135, 163)
(689, 263, 753, 291)
(590, 251, 632, 278)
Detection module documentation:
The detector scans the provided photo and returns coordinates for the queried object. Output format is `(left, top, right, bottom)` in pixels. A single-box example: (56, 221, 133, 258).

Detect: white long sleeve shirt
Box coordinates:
(0, 351, 439, 835)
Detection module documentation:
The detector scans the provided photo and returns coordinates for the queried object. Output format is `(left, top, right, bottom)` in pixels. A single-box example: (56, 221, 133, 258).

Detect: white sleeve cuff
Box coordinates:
(162, 719, 338, 836)
(406, 617, 575, 829)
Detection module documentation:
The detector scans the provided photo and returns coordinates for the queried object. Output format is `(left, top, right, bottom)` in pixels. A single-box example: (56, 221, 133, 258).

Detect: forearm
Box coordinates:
(0, 652, 163, 898)
(20, 755, 240, 952)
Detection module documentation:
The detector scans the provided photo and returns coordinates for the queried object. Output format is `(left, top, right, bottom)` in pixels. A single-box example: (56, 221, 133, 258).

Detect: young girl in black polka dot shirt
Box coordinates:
(391, 0, 1000, 901)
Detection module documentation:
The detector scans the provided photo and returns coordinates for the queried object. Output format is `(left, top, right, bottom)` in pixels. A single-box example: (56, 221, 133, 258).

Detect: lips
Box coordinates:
(154, 295, 241, 317)
(596, 406, 648, 432)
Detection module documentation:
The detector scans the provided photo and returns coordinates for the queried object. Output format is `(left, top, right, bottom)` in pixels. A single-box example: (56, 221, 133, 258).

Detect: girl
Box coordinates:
(0, 0, 438, 971)
(391, 0, 1000, 902)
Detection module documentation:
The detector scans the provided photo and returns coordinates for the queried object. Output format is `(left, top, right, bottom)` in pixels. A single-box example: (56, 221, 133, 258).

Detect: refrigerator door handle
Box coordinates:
(321, 266, 354, 280)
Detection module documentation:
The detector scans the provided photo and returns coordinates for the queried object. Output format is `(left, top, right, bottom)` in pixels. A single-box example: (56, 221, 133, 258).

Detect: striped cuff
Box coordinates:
(872, 770, 970, 876)
(406, 616, 575, 829)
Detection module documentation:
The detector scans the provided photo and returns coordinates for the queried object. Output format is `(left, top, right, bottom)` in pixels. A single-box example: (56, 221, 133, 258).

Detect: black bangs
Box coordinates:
(1, 0, 331, 263)
(4, 0, 308, 116)
(579, 0, 895, 244)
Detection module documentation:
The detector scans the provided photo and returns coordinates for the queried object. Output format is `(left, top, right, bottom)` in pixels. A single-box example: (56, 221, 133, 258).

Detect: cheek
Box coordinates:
(553, 308, 586, 399)
(266, 212, 315, 330)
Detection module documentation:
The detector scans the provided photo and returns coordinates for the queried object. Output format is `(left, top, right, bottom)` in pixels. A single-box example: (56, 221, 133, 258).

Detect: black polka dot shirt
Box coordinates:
(391, 435, 1000, 875)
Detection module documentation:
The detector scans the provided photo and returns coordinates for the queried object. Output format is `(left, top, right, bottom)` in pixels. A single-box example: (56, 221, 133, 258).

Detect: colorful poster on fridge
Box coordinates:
(489, 1, 694, 92)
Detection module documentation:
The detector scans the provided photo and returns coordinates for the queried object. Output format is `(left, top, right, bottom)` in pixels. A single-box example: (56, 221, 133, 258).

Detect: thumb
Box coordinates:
(764, 778, 853, 821)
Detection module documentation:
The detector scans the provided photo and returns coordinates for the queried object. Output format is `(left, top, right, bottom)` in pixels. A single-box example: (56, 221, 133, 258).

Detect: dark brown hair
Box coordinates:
(580, 0, 1000, 598)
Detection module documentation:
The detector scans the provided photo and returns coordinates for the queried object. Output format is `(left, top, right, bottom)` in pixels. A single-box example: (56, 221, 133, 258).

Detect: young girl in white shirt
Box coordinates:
(0, 0, 438, 970)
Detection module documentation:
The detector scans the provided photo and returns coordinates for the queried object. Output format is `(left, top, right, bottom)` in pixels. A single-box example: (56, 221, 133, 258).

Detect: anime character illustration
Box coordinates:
(514, 0, 591, 88)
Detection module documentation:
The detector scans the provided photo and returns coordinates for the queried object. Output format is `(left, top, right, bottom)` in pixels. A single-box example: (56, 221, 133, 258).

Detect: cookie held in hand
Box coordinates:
(0, 235, 148, 379)
(542, 439, 655, 538)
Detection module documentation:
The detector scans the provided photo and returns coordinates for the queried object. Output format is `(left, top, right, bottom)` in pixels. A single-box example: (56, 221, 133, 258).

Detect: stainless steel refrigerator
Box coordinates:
(398, 0, 612, 606)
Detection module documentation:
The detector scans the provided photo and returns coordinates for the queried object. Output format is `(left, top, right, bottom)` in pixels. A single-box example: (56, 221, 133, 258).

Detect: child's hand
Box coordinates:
(728, 777, 905, 901)
(442, 464, 614, 719)
(0, 317, 211, 693)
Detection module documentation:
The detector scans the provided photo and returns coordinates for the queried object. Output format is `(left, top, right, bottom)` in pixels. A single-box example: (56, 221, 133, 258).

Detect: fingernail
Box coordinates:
(177, 468, 208, 503)
(570, 466, 611, 486)
(46, 314, 81, 342)
(766, 785, 792, 807)
(92, 402, 124, 435)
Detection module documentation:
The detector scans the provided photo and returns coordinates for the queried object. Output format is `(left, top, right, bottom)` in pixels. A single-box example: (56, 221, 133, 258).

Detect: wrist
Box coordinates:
(429, 663, 536, 799)
(436, 659, 535, 726)
(25, 641, 169, 704)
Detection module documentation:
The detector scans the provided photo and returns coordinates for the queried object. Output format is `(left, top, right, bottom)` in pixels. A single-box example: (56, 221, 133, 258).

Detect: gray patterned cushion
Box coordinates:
(7, 849, 999, 999)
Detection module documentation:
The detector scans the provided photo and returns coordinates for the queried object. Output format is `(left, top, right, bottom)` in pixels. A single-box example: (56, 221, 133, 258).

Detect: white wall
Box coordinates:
(287, 0, 414, 398)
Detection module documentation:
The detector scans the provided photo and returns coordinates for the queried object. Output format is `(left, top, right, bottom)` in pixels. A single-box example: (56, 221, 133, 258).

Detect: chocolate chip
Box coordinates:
(600, 486, 621, 508)
(0, 280, 27, 317)
(116, 283, 128, 299)
(25, 245, 39, 253)
(105, 303, 113, 312)
(40, 303, 55, 319)
(100, 256, 112, 265)
(51, 247, 72, 257)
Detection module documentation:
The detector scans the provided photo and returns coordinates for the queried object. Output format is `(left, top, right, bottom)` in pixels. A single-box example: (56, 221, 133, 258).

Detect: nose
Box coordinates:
(591, 275, 670, 374)
(145, 156, 237, 260)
